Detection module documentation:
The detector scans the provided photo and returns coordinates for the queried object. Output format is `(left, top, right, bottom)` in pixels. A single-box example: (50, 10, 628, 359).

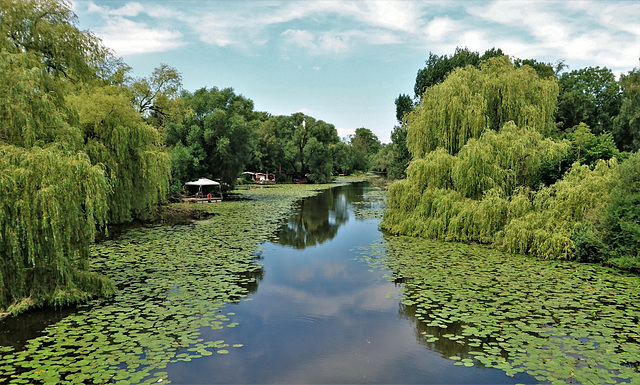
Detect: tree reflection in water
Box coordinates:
(275, 183, 365, 249)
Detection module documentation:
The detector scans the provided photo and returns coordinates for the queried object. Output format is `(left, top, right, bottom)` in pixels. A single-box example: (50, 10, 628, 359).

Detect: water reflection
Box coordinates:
(163, 183, 535, 384)
(274, 183, 366, 249)
(0, 306, 78, 350)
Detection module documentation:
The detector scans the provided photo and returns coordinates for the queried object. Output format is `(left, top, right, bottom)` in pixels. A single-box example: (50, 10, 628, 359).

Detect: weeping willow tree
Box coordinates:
(406, 56, 558, 158)
(67, 85, 170, 223)
(0, 146, 114, 311)
(0, 0, 168, 312)
(451, 122, 569, 199)
(382, 56, 622, 260)
(382, 123, 617, 260)
(495, 159, 618, 259)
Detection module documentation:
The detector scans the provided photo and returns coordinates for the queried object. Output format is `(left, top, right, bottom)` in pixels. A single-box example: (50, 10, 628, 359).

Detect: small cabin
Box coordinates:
(242, 171, 275, 184)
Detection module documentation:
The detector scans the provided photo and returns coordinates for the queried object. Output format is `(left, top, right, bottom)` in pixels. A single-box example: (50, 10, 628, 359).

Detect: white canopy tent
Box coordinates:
(184, 178, 222, 199)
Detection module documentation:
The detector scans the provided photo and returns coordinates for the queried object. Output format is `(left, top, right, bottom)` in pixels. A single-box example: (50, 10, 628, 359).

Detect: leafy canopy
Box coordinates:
(0, 0, 170, 312)
(406, 56, 559, 158)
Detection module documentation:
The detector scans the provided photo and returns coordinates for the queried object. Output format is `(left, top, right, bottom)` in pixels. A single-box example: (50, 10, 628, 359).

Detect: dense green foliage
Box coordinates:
(613, 69, 640, 152)
(394, 94, 413, 125)
(349, 127, 381, 171)
(329, 141, 356, 175)
(67, 85, 170, 223)
(0, 147, 113, 311)
(130, 63, 186, 129)
(165, 87, 262, 187)
(412, 47, 505, 99)
(383, 55, 639, 268)
(0, 0, 169, 312)
(572, 152, 640, 269)
(406, 56, 558, 157)
(556, 66, 621, 135)
(250, 113, 340, 183)
(383, 124, 616, 261)
(165, 93, 345, 188)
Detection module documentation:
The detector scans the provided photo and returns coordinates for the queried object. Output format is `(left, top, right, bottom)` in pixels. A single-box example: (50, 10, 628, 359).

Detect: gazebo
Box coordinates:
(184, 178, 222, 202)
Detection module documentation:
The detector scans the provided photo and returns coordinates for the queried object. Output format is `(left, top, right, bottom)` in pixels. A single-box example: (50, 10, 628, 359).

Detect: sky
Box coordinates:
(71, 0, 640, 143)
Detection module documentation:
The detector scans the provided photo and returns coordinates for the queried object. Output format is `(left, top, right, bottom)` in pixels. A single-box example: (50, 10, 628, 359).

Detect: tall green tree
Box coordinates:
(395, 94, 413, 125)
(602, 152, 640, 268)
(556, 66, 621, 135)
(0, 0, 172, 312)
(248, 113, 284, 173)
(0, 146, 113, 311)
(387, 125, 411, 179)
(249, 113, 340, 182)
(613, 69, 640, 152)
(406, 56, 559, 158)
(381, 55, 620, 263)
(350, 127, 381, 171)
(165, 87, 260, 186)
(0, 0, 114, 312)
(130, 64, 188, 130)
(277, 113, 339, 182)
(67, 85, 170, 223)
(398, 48, 558, 120)
(329, 141, 355, 176)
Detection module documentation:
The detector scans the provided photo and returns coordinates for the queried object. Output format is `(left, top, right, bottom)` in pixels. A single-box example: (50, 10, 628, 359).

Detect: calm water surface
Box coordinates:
(164, 183, 537, 384)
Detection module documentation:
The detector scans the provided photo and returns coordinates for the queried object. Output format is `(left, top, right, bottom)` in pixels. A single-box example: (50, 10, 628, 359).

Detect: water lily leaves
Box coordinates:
(376, 236, 640, 384)
(0, 184, 340, 383)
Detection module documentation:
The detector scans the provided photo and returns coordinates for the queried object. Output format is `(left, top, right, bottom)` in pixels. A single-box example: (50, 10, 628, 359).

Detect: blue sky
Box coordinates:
(72, 1, 639, 143)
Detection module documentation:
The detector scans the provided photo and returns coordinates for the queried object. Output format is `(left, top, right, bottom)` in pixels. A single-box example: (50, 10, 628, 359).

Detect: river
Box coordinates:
(161, 182, 536, 384)
(2, 181, 637, 384)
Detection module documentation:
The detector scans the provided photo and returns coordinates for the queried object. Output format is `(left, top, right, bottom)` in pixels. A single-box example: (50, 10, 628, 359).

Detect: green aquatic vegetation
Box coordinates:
(352, 187, 387, 221)
(0, 183, 337, 384)
(358, 236, 640, 384)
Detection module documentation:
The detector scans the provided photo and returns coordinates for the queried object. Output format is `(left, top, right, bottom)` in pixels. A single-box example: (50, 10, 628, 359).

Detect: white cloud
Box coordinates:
(281, 27, 403, 56)
(349, 1, 425, 34)
(318, 33, 350, 54)
(424, 17, 461, 42)
(467, 0, 639, 71)
(172, 0, 430, 54)
(281, 29, 351, 55)
(282, 29, 316, 50)
(109, 2, 144, 17)
(84, 1, 143, 17)
(98, 18, 185, 56)
(77, 1, 186, 55)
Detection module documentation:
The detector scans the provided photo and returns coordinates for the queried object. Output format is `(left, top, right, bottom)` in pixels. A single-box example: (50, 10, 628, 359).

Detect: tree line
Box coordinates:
(1, 0, 637, 313)
(382, 47, 639, 271)
(0, 0, 382, 313)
